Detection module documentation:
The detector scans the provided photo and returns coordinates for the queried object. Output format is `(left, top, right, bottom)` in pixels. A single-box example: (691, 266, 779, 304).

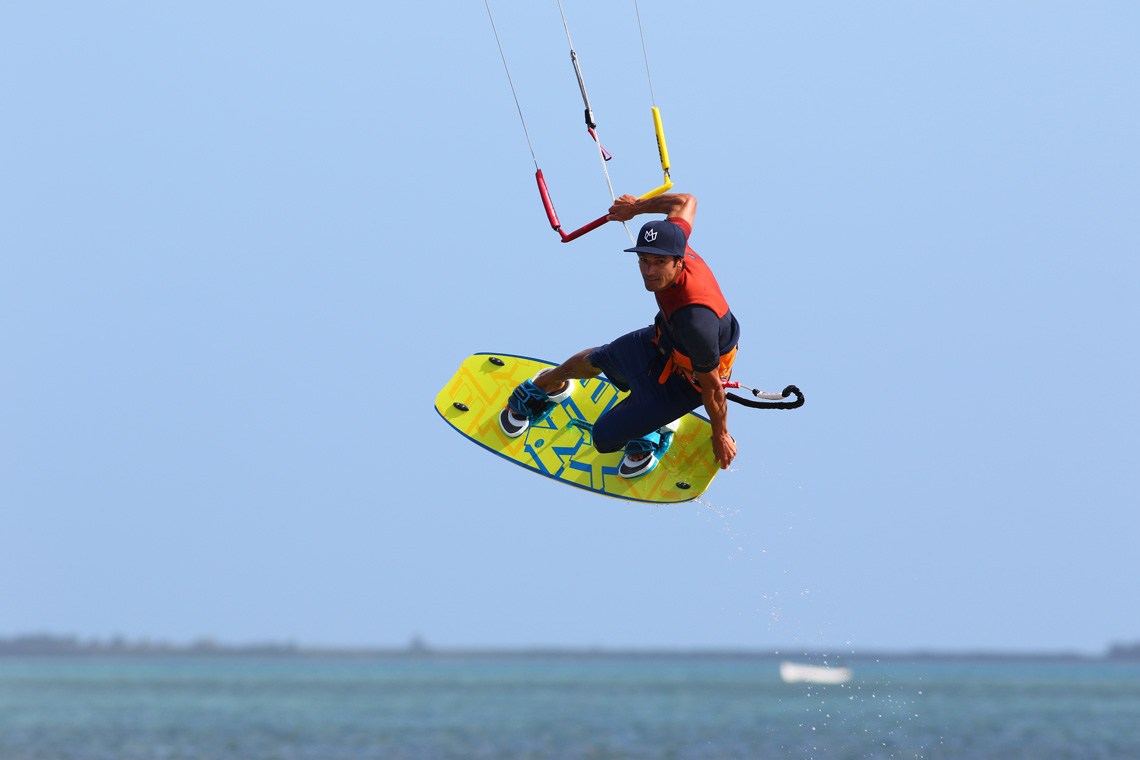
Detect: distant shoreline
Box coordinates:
(2, 634, 1138, 662)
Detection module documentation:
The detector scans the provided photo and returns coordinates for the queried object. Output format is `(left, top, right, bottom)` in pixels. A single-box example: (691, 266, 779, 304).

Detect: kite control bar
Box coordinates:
(536, 107, 676, 243)
(536, 169, 611, 243)
(487, 0, 676, 245)
(722, 381, 805, 410)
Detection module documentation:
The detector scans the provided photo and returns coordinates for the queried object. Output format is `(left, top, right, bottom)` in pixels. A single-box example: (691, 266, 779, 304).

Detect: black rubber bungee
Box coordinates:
(726, 385, 804, 410)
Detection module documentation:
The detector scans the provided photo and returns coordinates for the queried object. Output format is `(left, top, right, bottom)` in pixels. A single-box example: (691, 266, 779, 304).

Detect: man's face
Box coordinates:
(637, 253, 684, 292)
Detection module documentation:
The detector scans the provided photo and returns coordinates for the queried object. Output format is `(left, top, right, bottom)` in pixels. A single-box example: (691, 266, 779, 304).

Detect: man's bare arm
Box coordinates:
(695, 369, 736, 469)
(608, 193, 696, 226)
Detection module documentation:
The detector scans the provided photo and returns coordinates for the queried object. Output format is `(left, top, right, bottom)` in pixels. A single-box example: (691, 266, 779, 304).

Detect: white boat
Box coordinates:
(779, 660, 853, 684)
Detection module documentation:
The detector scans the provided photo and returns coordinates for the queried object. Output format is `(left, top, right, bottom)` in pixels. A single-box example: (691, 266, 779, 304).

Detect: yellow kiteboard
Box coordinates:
(434, 353, 719, 503)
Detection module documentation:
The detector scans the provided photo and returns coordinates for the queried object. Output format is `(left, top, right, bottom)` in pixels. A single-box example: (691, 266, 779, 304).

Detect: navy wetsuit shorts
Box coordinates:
(587, 325, 703, 453)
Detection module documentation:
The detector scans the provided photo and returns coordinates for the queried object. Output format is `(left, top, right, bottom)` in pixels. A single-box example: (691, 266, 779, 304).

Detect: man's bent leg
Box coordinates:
(592, 382, 700, 454)
(586, 326, 702, 454)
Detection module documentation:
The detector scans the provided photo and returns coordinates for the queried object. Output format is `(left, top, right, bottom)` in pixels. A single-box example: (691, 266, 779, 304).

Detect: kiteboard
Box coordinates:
(434, 353, 720, 504)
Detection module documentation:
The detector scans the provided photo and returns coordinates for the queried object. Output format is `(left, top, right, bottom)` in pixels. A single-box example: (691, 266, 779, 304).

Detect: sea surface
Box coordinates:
(1, 656, 1137, 759)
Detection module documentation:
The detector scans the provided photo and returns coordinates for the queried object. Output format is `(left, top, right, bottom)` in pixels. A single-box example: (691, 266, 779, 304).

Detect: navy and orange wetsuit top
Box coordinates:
(652, 217, 740, 391)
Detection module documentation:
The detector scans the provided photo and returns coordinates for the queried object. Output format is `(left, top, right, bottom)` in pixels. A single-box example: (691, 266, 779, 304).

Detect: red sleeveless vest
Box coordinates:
(652, 218, 736, 388)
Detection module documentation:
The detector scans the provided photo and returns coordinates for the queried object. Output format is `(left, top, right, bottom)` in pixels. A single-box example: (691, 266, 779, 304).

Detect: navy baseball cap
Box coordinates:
(623, 219, 687, 257)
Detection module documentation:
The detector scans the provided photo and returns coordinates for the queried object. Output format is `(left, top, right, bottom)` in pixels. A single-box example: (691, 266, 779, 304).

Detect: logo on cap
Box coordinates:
(623, 219, 686, 257)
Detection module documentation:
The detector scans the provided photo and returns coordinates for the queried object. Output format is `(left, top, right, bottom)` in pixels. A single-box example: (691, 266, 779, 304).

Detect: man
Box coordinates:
(499, 192, 739, 478)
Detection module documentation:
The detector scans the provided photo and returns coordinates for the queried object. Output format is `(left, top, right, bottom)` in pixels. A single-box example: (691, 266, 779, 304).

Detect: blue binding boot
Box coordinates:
(499, 369, 574, 438)
(618, 419, 680, 480)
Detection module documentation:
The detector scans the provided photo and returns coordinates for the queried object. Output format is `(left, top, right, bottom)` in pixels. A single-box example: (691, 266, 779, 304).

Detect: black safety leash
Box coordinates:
(725, 384, 804, 410)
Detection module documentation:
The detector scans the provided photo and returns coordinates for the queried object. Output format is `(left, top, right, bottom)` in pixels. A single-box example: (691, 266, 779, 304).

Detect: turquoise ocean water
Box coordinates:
(1, 656, 1137, 759)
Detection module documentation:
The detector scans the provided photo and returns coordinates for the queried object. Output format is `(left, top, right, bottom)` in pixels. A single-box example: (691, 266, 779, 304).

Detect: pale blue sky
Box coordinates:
(3, 1, 1137, 654)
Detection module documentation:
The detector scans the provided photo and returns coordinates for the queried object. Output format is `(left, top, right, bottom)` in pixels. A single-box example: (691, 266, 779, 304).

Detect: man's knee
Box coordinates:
(592, 429, 626, 454)
(592, 411, 647, 454)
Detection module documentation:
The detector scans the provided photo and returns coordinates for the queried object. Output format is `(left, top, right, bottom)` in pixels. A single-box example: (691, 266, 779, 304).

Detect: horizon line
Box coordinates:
(1, 633, 1137, 661)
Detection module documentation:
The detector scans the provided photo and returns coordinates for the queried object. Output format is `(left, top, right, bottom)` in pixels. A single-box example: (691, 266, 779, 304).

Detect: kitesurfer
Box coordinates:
(499, 192, 740, 478)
